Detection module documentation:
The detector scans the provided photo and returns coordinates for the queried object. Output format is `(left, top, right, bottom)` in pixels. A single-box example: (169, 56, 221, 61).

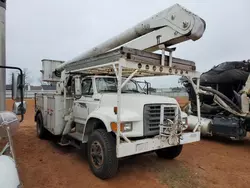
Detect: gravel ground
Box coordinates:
(4, 99, 250, 188)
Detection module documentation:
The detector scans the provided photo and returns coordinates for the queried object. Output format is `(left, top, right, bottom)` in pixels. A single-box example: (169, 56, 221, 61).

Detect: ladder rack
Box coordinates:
(65, 47, 200, 78)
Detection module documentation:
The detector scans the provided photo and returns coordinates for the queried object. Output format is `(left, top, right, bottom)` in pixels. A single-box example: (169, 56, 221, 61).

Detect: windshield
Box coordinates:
(95, 77, 144, 93)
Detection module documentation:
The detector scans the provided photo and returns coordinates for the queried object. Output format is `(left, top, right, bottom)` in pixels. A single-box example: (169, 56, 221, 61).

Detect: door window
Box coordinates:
(82, 79, 93, 96)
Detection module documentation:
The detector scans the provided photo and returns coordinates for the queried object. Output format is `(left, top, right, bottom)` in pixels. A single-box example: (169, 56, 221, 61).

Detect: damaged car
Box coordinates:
(180, 59, 250, 140)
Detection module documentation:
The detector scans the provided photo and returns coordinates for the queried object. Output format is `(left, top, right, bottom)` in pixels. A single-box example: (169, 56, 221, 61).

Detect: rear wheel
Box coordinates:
(36, 113, 49, 139)
(155, 145, 183, 159)
(87, 129, 118, 179)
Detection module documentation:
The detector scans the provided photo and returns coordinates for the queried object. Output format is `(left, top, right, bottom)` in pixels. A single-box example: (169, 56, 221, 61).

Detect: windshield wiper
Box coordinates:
(122, 89, 141, 93)
(99, 89, 142, 93)
(99, 89, 117, 93)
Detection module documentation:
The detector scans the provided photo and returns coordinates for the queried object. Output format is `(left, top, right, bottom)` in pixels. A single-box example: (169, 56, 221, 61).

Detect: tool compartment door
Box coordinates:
(47, 95, 55, 131)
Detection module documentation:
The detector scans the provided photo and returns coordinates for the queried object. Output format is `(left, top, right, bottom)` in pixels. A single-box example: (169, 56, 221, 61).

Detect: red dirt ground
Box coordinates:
(4, 99, 250, 188)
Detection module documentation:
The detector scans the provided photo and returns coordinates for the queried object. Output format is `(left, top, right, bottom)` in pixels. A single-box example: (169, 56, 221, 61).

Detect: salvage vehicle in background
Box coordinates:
(181, 59, 250, 140)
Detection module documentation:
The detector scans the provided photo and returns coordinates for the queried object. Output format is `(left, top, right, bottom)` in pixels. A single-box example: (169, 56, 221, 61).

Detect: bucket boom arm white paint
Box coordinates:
(56, 4, 206, 73)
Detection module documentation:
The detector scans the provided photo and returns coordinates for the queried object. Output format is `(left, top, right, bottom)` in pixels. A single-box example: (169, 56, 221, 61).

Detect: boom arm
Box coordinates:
(56, 3, 206, 72)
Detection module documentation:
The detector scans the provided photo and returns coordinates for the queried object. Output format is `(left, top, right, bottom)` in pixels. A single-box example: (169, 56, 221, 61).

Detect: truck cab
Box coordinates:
(73, 75, 184, 139)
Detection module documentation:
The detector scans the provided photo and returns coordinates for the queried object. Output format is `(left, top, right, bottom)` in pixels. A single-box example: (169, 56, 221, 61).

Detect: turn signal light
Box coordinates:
(111, 122, 124, 132)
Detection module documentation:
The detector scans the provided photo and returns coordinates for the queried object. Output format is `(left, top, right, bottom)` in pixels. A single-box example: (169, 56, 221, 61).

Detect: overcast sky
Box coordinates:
(5, 0, 250, 87)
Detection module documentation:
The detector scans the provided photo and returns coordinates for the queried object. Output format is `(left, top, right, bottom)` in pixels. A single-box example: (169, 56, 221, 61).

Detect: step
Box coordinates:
(58, 140, 70, 146)
(68, 132, 83, 141)
(67, 132, 88, 143)
(58, 136, 70, 146)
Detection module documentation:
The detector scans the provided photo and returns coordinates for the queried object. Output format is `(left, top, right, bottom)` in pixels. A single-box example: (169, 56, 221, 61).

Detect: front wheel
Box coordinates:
(87, 129, 118, 179)
(155, 145, 183, 159)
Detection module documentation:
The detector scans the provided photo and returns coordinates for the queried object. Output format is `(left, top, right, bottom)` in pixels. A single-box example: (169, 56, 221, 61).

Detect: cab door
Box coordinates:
(73, 78, 99, 125)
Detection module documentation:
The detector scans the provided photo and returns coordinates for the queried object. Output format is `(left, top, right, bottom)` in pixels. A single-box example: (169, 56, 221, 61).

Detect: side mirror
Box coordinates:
(74, 76, 82, 99)
(11, 72, 26, 117)
(12, 101, 27, 115)
(11, 73, 17, 100)
(11, 73, 25, 101)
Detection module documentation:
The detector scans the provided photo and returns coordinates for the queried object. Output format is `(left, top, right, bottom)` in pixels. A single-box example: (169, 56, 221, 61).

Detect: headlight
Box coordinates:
(111, 122, 133, 132)
(123, 122, 133, 132)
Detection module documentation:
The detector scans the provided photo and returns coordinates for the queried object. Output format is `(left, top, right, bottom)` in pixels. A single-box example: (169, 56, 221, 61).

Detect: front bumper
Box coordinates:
(117, 131, 200, 158)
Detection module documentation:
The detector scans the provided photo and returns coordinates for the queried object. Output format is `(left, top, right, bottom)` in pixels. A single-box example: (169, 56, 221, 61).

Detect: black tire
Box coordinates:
(87, 129, 118, 179)
(155, 145, 183, 159)
(36, 113, 49, 139)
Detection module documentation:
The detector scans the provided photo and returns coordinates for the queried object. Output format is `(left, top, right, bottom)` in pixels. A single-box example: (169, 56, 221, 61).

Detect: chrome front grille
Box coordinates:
(143, 104, 176, 136)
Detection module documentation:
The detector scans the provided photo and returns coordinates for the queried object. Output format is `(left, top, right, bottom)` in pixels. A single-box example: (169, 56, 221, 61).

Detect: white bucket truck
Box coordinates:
(34, 4, 206, 179)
